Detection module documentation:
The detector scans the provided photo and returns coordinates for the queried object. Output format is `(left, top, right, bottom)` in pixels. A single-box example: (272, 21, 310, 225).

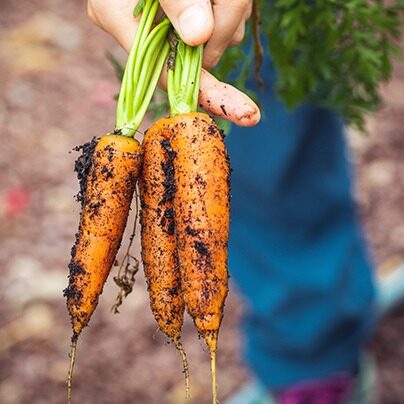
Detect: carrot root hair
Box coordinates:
(111, 188, 140, 314)
(174, 337, 191, 399)
(206, 330, 219, 404)
(210, 348, 217, 404)
(67, 336, 78, 404)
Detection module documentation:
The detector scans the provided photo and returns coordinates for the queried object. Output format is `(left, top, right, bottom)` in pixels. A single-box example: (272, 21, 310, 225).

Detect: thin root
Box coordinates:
(112, 187, 140, 313)
(174, 338, 191, 399)
(210, 349, 217, 404)
(67, 337, 78, 404)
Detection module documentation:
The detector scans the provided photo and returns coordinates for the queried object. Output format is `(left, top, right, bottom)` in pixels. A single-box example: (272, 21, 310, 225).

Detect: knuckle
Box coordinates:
(204, 58, 219, 70)
(217, 0, 250, 13)
(87, 2, 97, 23)
(230, 25, 245, 46)
(159, 0, 173, 14)
(205, 48, 223, 69)
(232, 31, 244, 45)
(235, 0, 251, 11)
(229, 38, 241, 47)
(204, 56, 219, 70)
(245, 2, 253, 18)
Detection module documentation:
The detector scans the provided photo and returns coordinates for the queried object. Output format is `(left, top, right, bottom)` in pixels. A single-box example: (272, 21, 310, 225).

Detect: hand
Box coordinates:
(87, 0, 260, 126)
(158, 0, 252, 69)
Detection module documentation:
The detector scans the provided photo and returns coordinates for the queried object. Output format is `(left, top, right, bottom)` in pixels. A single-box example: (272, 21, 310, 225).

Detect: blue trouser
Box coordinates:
(225, 53, 376, 390)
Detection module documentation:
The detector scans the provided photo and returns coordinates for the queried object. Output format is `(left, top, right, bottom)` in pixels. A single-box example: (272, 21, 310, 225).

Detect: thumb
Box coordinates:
(159, 0, 214, 46)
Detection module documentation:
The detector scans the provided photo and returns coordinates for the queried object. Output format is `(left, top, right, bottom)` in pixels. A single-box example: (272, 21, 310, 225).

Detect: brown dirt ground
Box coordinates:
(0, 1, 403, 403)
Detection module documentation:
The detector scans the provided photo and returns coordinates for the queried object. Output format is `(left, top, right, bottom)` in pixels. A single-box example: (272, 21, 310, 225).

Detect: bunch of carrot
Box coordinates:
(64, 1, 230, 403)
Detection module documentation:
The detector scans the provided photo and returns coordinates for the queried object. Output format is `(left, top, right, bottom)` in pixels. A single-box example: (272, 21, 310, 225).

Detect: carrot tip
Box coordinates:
(67, 337, 78, 404)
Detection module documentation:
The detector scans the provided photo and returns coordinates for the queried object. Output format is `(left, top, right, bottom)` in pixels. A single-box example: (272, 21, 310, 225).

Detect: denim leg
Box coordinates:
(225, 62, 375, 389)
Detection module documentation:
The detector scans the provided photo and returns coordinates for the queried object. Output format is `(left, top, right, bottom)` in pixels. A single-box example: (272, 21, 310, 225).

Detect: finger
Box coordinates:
(115, 22, 138, 53)
(88, 0, 139, 52)
(159, 0, 214, 46)
(229, 21, 245, 47)
(244, 0, 253, 19)
(87, 2, 101, 27)
(203, 0, 250, 69)
(159, 69, 260, 126)
(229, 5, 251, 47)
(198, 69, 261, 126)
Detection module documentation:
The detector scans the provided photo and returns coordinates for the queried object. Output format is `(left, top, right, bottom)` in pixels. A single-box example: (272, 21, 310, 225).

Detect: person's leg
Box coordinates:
(225, 56, 376, 394)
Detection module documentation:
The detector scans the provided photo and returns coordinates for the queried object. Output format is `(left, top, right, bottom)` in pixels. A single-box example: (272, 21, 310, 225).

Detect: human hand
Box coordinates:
(87, 0, 260, 126)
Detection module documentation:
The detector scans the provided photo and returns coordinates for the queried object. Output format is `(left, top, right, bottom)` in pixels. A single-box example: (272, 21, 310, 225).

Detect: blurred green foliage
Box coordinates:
(215, 0, 404, 131)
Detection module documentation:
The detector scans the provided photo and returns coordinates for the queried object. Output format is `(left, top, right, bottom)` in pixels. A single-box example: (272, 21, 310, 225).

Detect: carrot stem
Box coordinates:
(67, 337, 78, 404)
(167, 36, 202, 116)
(181, 44, 192, 91)
(174, 41, 183, 91)
(116, 0, 156, 127)
(128, 0, 161, 109)
(132, 20, 170, 112)
(122, 42, 170, 136)
(189, 45, 203, 111)
(116, 0, 169, 135)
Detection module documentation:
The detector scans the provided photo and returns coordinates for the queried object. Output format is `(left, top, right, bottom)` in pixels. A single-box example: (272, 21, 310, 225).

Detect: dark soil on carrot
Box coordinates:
(73, 137, 98, 206)
(0, 1, 404, 403)
(161, 139, 177, 205)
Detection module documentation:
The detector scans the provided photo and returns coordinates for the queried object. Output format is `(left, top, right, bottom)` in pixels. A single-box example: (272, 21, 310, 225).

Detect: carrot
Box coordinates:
(166, 38, 230, 404)
(139, 118, 190, 396)
(65, 134, 141, 338)
(65, 134, 141, 402)
(170, 113, 230, 403)
(170, 112, 230, 343)
(64, 2, 171, 401)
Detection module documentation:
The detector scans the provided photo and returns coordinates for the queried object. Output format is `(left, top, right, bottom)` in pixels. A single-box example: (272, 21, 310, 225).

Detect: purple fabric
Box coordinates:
(276, 374, 354, 404)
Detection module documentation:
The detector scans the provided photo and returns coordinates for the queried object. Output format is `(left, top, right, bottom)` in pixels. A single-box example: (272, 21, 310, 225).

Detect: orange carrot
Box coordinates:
(169, 112, 230, 403)
(64, 2, 172, 401)
(65, 135, 141, 338)
(64, 134, 141, 402)
(164, 33, 231, 402)
(139, 118, 190, 396)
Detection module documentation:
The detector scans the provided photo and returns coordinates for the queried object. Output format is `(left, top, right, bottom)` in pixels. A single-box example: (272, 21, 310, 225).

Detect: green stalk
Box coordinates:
(167, 68, 179, 115)
(122, 42, 170, 136)
(127, 0, 160, 105)
(190, 45, 203, 111)
(132, 19, 170, 112)
(173, 41, 183, 91)
(180, 44, 192, 91)
(116, 0, 156, 127)
(115, 1, 170, 135)
(167, 37, 203, 116)
(185, 46, 202, 109)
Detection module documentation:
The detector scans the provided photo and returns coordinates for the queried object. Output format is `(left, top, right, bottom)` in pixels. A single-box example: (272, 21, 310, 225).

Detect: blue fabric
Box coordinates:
(225, 52, 376, 389)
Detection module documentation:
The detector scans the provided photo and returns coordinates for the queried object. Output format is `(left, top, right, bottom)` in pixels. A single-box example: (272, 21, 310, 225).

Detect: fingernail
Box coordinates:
(178, 5, 209, 43)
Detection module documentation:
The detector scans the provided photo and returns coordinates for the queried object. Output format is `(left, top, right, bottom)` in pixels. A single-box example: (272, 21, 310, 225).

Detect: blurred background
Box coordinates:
(0, 0, 404, 403)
